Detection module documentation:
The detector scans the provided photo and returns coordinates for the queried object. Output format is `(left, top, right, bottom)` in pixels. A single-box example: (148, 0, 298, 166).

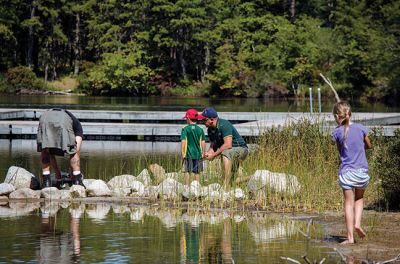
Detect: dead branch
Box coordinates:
(280, 257, 302, 264)
(378, 253, 400, 264)
(319, 73, 340, 103)
(334, 248, 347, 263)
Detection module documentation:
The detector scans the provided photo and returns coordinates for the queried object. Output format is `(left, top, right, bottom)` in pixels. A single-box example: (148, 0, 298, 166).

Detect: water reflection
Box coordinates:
(0, 139, 181, 182)
(38, 215, 81, 263)
(0, 94, 398, 112)
(0, 202, 342, 263)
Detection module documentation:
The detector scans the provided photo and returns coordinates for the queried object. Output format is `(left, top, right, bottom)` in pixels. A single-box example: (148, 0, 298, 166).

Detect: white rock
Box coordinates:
(86, 180, 112, 197)
(41, 187, 61, 200)
(112, 188, 131, 197)
(247, 170, 301, 195)
(158, 178, 184, 199)
(69, 185, 86, 198)
(149, 163, 166, 184)
(107, 174, 137, 189)
(4, 166, 38, 190)
(82, 178, 96, 187)
(9, 188, 41, 199)
(60, 190, 72, 200)
(136, 169, 152, 186)
(143, 186, 159, 199)
(129, 181, 145, 196)
(0, 183, 15, 195)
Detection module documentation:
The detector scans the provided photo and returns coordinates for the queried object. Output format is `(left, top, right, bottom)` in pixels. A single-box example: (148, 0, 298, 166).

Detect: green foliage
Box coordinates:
(0, 0, 399, 99)
(374, 130, 400, 209)
(87, 43, 155, 95)
(5, 66, 46, 91)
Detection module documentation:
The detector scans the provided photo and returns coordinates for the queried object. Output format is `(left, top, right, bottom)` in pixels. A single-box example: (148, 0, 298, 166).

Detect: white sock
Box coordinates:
(42, 171, 50, 175)
(73, 171, 81, 176)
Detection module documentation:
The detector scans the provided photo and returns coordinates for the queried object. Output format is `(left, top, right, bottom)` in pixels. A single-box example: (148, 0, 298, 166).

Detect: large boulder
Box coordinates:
(0, 183, 15, 196)
(4, 166, 40, 190)
(149, 164, 166, 184)
(9, 188, 41, 199)
(107, 174, 137, 189)
(41, 187, 61, 200)
(86, 180, 112, 197)
(0, 202, 40, 217)
(247, 170, 301, 195)
(136, 169, 152, 186)
(182, 180, 202, 199)
(69, 185, 86, 198)
(157, 178, 184, 199)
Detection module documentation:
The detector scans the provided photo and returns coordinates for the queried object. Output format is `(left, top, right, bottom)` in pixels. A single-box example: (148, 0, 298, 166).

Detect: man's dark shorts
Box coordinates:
(184, 158, 203, 173)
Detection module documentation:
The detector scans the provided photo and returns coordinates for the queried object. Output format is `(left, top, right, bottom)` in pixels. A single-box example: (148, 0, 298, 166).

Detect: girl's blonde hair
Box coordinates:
(333, 101, 352, 148)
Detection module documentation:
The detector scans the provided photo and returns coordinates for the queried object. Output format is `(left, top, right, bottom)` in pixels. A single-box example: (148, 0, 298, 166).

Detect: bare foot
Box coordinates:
(340, 239, 355, 245)
(355, 227, 366, 238)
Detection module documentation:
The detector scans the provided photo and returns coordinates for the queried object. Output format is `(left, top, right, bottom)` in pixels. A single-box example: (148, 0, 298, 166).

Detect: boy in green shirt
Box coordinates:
(181, 109, 206, 185)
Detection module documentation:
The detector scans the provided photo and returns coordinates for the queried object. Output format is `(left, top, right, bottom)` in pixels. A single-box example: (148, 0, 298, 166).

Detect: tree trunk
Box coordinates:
(27, 3, 36, 68)
(73, 13, 81, 76)
(201, 45, 210, 82)
(178, 49, 187, 80)
(289, 0, 295, 22)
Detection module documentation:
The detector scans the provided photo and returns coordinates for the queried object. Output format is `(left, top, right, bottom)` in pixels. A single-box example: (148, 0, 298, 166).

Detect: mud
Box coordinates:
(319, 210, 400, 263)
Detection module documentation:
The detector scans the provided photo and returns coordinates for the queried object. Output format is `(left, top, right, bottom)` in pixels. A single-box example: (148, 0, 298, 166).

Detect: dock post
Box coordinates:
(309, 87, 313, 114)
(317, 87, 321, 113)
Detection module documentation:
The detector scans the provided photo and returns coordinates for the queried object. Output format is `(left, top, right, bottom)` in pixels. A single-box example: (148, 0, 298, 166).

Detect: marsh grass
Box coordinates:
(82, 119, 389, 212)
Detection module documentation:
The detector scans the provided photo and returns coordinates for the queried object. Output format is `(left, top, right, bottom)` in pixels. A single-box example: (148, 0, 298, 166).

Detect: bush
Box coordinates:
(5, 66, 46, 91)
(375, 129, 400, 209)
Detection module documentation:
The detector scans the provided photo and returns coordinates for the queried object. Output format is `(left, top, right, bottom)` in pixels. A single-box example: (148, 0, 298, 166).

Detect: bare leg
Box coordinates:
(70, 152, 81, 172)
(354, 188, 366, 238)
(184, 172, 190, 185)
(194, 173, 200, 183)
(49, 155, 61, 179)
(342, 189, 355, 244)
(222, 156, 232, 192)
(41, 149, 51, 173)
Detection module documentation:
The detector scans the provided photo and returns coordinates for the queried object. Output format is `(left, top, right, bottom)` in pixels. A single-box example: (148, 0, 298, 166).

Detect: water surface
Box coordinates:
(0, 204, 341, 263)
(1, 94, 398, 112)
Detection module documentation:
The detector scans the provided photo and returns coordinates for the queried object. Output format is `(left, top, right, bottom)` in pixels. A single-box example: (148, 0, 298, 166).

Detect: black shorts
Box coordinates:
(184, 158, 203, 173)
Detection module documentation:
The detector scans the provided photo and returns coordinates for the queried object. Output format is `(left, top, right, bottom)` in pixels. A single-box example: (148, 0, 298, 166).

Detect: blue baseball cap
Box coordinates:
(198, 107, 218, 119)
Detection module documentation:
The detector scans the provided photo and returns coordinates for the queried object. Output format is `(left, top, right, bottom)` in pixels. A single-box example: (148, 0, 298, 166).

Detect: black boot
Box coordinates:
(73, 173, 85, 188)
(42, 174, 51, 188)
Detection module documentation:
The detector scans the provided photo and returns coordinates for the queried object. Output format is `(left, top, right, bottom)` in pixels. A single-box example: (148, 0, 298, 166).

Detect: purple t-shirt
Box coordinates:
(332, 123, 368, 175)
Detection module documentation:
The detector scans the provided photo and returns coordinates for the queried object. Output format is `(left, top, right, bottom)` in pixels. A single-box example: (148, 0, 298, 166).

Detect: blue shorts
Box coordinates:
(339, 169, 370, 190)
(184, 158, 203, 173)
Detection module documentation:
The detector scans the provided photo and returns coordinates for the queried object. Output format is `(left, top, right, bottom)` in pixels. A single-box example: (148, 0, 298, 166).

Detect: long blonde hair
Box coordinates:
(333, 101, 352, 148)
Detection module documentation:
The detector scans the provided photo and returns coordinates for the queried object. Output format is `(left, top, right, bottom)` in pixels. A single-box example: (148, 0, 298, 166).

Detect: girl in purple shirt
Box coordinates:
(332, 101, 372, 245)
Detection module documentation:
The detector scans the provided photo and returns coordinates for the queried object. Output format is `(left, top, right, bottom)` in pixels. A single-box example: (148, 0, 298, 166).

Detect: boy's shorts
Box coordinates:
(184, 158, 203, 173)
(339, 169, 370, 190)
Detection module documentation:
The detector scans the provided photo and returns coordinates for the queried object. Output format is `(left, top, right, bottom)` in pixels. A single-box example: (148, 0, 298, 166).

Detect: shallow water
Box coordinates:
(0, 94, 399, 112)
(0, 140, 181, 182)
(0, 203, 341, 263)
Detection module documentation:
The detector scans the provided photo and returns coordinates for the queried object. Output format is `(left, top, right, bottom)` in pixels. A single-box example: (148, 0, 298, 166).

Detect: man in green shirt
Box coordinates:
(181, 109, 206, 185)
(199, 107, 248, 191)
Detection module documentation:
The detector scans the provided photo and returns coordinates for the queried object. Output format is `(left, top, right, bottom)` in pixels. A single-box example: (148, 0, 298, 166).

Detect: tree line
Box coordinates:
(0, 0, 399, 100)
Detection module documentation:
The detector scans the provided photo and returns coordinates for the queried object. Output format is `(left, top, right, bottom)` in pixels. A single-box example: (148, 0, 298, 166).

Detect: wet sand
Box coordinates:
(319, 210, 400, 262)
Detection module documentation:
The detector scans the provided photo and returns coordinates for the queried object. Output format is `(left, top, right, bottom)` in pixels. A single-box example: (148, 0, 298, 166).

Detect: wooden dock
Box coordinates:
(0, 109, 399, 141)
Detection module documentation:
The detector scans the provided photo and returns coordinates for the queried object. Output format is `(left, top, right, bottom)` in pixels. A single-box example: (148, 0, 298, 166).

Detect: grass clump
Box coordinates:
(241, 118, 384, 212)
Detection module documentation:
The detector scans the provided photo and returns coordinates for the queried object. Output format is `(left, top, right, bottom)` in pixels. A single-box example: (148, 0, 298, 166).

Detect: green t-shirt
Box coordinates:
(181, 124, 205, 159)
(208, 118, 247, 149)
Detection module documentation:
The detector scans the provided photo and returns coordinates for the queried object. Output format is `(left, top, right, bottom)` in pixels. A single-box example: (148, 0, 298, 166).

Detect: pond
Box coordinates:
(0, 203, 342, 263)
(0, 94, 399, 112)
(0, 140, 182, 183)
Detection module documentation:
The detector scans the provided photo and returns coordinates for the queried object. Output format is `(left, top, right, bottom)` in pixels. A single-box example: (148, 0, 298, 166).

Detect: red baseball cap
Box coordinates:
(183, 108, 199, 119)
